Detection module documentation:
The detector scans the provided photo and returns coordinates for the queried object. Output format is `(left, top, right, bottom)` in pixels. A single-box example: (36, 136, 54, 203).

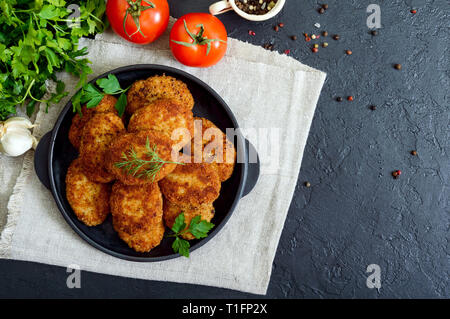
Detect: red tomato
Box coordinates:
(170, 13, 227, 67)
(106, 0, 169, 44)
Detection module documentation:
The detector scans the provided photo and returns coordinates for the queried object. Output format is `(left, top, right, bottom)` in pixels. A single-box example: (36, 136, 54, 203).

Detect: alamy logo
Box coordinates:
(66, 4, 81, 29)
(366, 264, 381, 289)
(367, 4, 381, 29)
(66, 264, 81, 289)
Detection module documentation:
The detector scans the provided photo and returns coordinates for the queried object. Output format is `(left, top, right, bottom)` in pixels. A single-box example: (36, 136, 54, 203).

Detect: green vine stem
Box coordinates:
(123, 0, 155, 38)
(171, 20, 227, 56)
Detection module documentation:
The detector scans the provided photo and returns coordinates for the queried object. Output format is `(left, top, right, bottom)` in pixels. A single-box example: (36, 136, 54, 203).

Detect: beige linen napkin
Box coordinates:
(0, 18, 325, 295)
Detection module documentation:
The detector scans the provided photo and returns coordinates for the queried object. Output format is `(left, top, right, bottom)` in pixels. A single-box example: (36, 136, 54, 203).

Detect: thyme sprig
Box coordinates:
(114, 138, 183, 181)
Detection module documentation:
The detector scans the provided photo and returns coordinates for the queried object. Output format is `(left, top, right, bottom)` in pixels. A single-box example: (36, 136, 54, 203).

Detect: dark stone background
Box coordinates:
(0, 0, 448, 298)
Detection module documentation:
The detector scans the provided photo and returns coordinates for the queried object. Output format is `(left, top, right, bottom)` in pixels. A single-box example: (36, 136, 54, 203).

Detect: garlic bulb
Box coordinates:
(0, 117, 37, 157)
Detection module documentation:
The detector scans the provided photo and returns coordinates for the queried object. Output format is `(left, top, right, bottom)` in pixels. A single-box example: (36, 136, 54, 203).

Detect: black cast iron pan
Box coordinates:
(34, 64, 260, 262)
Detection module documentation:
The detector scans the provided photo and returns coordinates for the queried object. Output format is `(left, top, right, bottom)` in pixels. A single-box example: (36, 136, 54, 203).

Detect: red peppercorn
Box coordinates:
(392, 170, 402, 179)
(410, 9, 417, 14)
(284, 49, 291, 55)
(346, 50, 353, 55)
(347, 96, 354, 101)
(248, 30, 256, 36)
(312, 47, 318, 53)
(305, 36, 311, 42)
(278, 22, 285, 28)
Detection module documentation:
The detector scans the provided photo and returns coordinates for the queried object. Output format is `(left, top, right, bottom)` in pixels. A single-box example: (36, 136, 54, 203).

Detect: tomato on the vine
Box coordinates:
(106, 0, 169, 44)
(170, 13, 227, 67)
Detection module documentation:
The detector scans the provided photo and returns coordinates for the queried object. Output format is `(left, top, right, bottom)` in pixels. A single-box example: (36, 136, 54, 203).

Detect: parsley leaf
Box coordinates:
(172, 237, 190, 258)
(81, 83, 104, 108)
(169, 212, 215, 258)
(189, 216, 215, 239)
(96, 74, 122, 95)
(38, 5, 60, 20)
(172, 213, 187, 233)
(115, 92, 127, 117)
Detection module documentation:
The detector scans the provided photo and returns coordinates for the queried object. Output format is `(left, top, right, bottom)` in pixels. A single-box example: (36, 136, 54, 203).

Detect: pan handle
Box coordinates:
(243, 139, 260, 197)
(34, 131, 52, 190)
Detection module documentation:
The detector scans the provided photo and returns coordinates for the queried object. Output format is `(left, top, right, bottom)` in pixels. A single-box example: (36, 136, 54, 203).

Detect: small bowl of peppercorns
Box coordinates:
(210, 0, 286, 22)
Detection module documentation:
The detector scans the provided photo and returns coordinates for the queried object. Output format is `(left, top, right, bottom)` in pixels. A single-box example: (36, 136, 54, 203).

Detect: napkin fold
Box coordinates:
(0, 18, 325, 295)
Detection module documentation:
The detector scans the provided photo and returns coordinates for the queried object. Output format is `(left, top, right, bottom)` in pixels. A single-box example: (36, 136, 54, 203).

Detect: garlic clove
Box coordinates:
(3, 125, 32, 135)
(2, 117, 34, 130)
(0, 129, 34, 157)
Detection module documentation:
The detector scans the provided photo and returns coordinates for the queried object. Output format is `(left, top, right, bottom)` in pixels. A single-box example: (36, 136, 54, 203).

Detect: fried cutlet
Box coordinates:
(128, 98, 194, 149)
(105, 130, 178, 185)
(126, 75, 194, 114)
(79, 112, 125, 183)
(191, 117, 236, 182)
(159, 163, 221, 207)
(68, 95, 118, 150)
(114, 220, 165, 253)
(65, 158, 111, 226)
(110, 182, 163, 234)
(163, 200, 215, 240)
(110, 182, 164, 252)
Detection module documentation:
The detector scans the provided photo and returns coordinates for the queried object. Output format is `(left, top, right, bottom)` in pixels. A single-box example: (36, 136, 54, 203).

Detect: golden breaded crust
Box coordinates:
(159, 163, 221, 207)
(79, 112, 125, 183)
(105, 130, 178, 185)
(191, 117, 236, 182)
(68, 108, 94, 150)
(68, 95, 118, 150)
(65, 158, 111, 226)
(163, 200, 215, 240)
(114, 218, 165, 253)
(110, 181, 163, 235)
(128, 99, 194, 149)
(126, 75, 194, 114)
(94, 94, 118, 113)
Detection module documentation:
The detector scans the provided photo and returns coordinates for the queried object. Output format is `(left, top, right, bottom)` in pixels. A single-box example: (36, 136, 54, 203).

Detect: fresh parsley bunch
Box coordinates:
(170, 213, 215, 258)
(0, 0, 108, 120)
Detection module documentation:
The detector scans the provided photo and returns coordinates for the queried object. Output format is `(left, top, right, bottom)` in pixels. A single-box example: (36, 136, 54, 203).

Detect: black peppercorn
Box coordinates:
(333, 34, 340, 40)
(336, 97, 343, 102)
